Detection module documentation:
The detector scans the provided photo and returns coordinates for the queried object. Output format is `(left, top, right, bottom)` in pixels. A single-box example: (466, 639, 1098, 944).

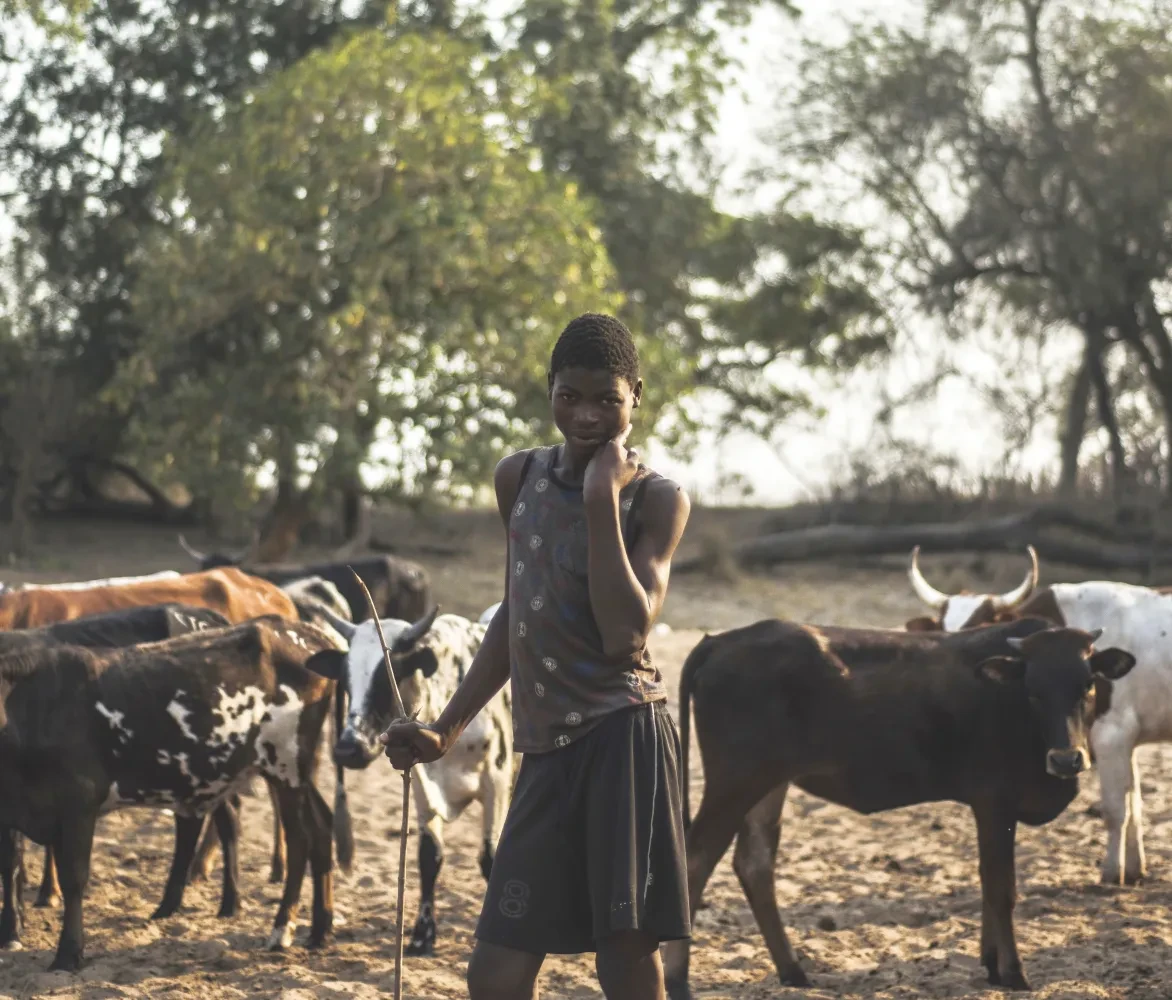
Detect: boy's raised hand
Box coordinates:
(379, 718, 447, 770)
(583, 424, 639, 502)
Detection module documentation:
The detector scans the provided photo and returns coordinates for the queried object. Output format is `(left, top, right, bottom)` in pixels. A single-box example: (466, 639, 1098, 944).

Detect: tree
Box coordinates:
(123, 29, 630, 550)
(775, 0, 1172, 499)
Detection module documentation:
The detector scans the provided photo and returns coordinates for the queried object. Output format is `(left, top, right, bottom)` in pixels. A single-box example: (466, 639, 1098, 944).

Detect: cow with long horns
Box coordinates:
(906, 546, 1172, 885)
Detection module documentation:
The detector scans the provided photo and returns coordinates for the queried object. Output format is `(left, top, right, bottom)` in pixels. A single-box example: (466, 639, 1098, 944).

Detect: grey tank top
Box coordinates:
(506, 445, 667, 753)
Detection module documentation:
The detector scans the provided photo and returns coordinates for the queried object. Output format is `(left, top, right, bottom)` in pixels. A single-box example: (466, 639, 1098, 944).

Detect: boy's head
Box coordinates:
(547, 313, 643, 457)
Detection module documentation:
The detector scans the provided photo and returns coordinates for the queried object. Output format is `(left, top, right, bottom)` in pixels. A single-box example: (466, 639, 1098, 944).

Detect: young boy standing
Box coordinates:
(380, 313, 692, 1000)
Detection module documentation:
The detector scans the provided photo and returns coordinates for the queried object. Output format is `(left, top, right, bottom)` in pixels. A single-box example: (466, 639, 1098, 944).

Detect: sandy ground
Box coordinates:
(2, 512, 1172, 999)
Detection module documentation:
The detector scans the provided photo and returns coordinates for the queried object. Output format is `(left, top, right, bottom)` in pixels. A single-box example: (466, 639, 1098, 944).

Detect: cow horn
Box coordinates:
(1086, 627, 1104, 644)
(391, 605, 441, 654)
(990, 546, 1039, 611)
(908, 546, 949, 610)
(319, 607, 357, 642)
(178, 533, 208, 562)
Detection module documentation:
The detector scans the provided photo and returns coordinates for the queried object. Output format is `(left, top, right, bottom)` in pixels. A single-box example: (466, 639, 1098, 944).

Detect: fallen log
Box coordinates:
(676, 508, 1172, 576)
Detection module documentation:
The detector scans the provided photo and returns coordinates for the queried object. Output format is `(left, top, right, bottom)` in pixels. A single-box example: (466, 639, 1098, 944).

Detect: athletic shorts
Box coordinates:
(474, 700, 691, 955)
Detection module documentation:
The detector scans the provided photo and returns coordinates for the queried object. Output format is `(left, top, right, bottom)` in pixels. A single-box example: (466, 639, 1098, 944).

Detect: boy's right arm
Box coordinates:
(379, 450, 529, 770)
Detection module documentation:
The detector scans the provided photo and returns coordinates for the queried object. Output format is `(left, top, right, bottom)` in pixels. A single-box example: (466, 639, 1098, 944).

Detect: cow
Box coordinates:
(0, 603, 236, 952)
(1, 570, 182, 592)
(0, 615, 345, 971)
(0, 566, 298, 630)
(908, 547, 1172, 886)
(662, 618, 1136, 997)
(303, 606, 513, 957)
(187, 575, 357, 888)
(904, 545, 1040, 632)
(478, 602, 501, 625)
(177, 534, 431, 625)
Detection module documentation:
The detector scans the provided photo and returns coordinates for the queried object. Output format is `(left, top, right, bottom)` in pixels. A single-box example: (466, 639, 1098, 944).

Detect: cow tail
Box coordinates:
(678, 633, 714, 831)
(331, 682, 355, 874)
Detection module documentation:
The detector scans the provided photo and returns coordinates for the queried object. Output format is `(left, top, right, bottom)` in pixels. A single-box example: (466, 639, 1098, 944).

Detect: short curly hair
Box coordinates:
(548, 313, 640, 391)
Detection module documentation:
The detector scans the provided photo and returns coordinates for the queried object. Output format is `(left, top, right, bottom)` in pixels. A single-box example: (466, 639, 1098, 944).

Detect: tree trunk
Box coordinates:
(1058, 349, 1093, 496)
(1084, 325, 1130, 502)
(257, 435, 311, 563)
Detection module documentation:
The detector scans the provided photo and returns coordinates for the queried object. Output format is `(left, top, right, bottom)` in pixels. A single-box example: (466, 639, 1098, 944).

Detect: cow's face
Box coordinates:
(177, 533, 252, 570)
(305, 606, 440, 768)
(975, 627, 1136, 778)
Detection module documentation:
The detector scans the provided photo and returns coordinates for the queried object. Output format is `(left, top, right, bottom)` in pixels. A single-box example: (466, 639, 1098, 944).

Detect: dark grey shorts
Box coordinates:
(474, 701, 691, 955)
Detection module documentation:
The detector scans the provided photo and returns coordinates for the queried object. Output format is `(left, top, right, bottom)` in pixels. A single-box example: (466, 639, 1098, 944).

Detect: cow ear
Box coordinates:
(904, 616, 940, 632)
(976, 656, 1027, 685)
(305, 649, 346, 681)
(398, 647, 439, 679)
(1090, 648, 1136, 681)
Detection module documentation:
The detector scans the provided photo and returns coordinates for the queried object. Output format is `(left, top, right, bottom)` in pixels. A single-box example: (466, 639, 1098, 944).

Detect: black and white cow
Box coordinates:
(0, 602, 233, 951)
(187, 574, 357, 888)
(304, 606, 513, 956)
(0, 615, 345, 971)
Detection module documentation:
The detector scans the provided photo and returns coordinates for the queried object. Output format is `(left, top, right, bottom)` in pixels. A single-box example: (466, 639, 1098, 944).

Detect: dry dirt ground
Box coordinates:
(2, 509, 1172, 999)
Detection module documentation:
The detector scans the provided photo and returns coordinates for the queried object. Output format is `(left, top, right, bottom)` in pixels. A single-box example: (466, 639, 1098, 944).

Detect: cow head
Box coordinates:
(176, 531, 258, 570)
(975, 626, 1136, 778)
(907, 545, 1039, 632)
(304, 605, 441, 768)
(283, 576, 353, 628)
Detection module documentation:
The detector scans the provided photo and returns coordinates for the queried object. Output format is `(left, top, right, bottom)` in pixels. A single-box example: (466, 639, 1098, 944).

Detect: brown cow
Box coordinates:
(904, 545, 1039, 632)
(0, 567, 297, 630)
(664, 617, 1135, 997)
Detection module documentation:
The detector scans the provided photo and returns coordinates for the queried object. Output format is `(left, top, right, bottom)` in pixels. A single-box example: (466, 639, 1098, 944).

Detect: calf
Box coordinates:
(664, 618, 1135, 997)
(304, 606, 513, 956)
(0, 603, 234, 951)
(0, 615, 344, 971)
(909, 548, 1172, 885)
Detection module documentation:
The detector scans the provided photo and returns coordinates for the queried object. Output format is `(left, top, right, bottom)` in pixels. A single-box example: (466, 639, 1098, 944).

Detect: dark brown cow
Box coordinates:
(177, 536, 431, 624)
(663, 618, 1135, 997)
(0, 616, 344, 971)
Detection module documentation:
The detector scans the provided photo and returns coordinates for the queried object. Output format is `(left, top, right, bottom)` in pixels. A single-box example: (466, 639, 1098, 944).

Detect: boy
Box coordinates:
(380, 313, 692, 1000)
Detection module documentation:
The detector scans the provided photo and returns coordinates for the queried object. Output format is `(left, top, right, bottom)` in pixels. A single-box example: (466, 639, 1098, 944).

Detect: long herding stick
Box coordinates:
(350, 568, 413, 1000)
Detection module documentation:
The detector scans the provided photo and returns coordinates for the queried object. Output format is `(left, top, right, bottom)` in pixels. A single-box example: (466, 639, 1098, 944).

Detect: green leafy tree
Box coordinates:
(125, 29, 636, 544)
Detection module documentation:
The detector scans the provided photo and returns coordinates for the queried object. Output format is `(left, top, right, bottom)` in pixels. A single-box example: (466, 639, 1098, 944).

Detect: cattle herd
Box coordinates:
(0, 538, 1170, 997)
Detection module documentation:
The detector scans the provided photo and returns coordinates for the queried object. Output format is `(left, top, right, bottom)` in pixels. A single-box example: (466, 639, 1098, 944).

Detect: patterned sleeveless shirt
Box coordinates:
(506, 445, 668, 753)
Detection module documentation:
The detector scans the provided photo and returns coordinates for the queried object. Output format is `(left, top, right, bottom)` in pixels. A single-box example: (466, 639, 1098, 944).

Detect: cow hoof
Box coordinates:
(33, 893, 60, 909)
(1123, 870, 1146, 886)
(778, 966, 810, 988)
(188, 868, 209, 885)
(268, 865, 285, 885)
(150, 902, 182, 921)
(1, 940, 24, 952)
(405, 940, 435, 957)
(993, 968, 1031, 992)
(665, 980, 692, 1000)
(307, 929, 333, 950)
(266, 922, 296, 952)
(48, 949, 83, 973)
(217, 899, 241, 920)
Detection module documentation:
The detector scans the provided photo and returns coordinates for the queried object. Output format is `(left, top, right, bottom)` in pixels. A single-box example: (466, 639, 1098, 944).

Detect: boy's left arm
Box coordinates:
(584, 473, 691, 660)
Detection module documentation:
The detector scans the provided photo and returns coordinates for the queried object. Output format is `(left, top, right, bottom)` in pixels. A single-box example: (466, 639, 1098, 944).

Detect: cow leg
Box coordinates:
(152, 814, 205, 920)
(1124, 751, 1147, 884)
(268, 781, 286, 884)
(35, 844, 60, 907)
(304, 783, 334, 948)
(973, 803, 1027, 991)
(189, 812, 219, 883)
(407, 811, 444, 957)
(267, 785, 310, 952)
(731, 784, 806, 988)
(478, 743, 512, 882)
(49, 812, 97, 972)
(663, 785, 754, 1000)
(213, 800, 243, 919)
(0, 828, 25, 950)
(1091, 721, 1139, 886)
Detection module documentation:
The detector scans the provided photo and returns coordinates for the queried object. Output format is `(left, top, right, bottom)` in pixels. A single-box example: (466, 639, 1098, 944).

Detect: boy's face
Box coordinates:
(549, 367, 642, 461)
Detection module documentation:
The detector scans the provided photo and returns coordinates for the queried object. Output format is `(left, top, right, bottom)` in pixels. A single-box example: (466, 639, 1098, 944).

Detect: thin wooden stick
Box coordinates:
(350, 568, 412, 1000)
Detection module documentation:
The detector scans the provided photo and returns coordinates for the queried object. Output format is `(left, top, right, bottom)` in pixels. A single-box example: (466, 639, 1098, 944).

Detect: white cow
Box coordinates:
(303, 606, 513, 955)
(479, 601, 501, 625)
(909, 546, 1172, 884)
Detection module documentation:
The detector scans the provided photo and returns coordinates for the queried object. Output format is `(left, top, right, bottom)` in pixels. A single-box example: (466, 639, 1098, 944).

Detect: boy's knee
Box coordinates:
(468, 940, 542, 1000)
(596, 930, 663, 998)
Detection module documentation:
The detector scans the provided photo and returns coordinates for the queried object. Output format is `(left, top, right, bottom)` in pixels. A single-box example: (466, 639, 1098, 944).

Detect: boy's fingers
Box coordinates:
(618, 424, 633, 446)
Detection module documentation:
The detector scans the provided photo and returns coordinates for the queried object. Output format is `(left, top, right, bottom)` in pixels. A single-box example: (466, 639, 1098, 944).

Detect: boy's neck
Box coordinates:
(552, 442, 592, 484)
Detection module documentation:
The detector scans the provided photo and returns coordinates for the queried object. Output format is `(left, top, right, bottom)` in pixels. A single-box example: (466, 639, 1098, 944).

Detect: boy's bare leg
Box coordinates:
(468, 940, 545, 1000)
(596, 930, 666, 1000)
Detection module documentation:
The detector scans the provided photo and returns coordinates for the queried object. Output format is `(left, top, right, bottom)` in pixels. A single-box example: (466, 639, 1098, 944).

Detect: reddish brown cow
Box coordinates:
(0, 567, 297, 630)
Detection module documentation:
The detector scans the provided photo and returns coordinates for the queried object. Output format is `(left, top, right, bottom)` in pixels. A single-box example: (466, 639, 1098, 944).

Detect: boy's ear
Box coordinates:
(632, 378, 643, 407)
